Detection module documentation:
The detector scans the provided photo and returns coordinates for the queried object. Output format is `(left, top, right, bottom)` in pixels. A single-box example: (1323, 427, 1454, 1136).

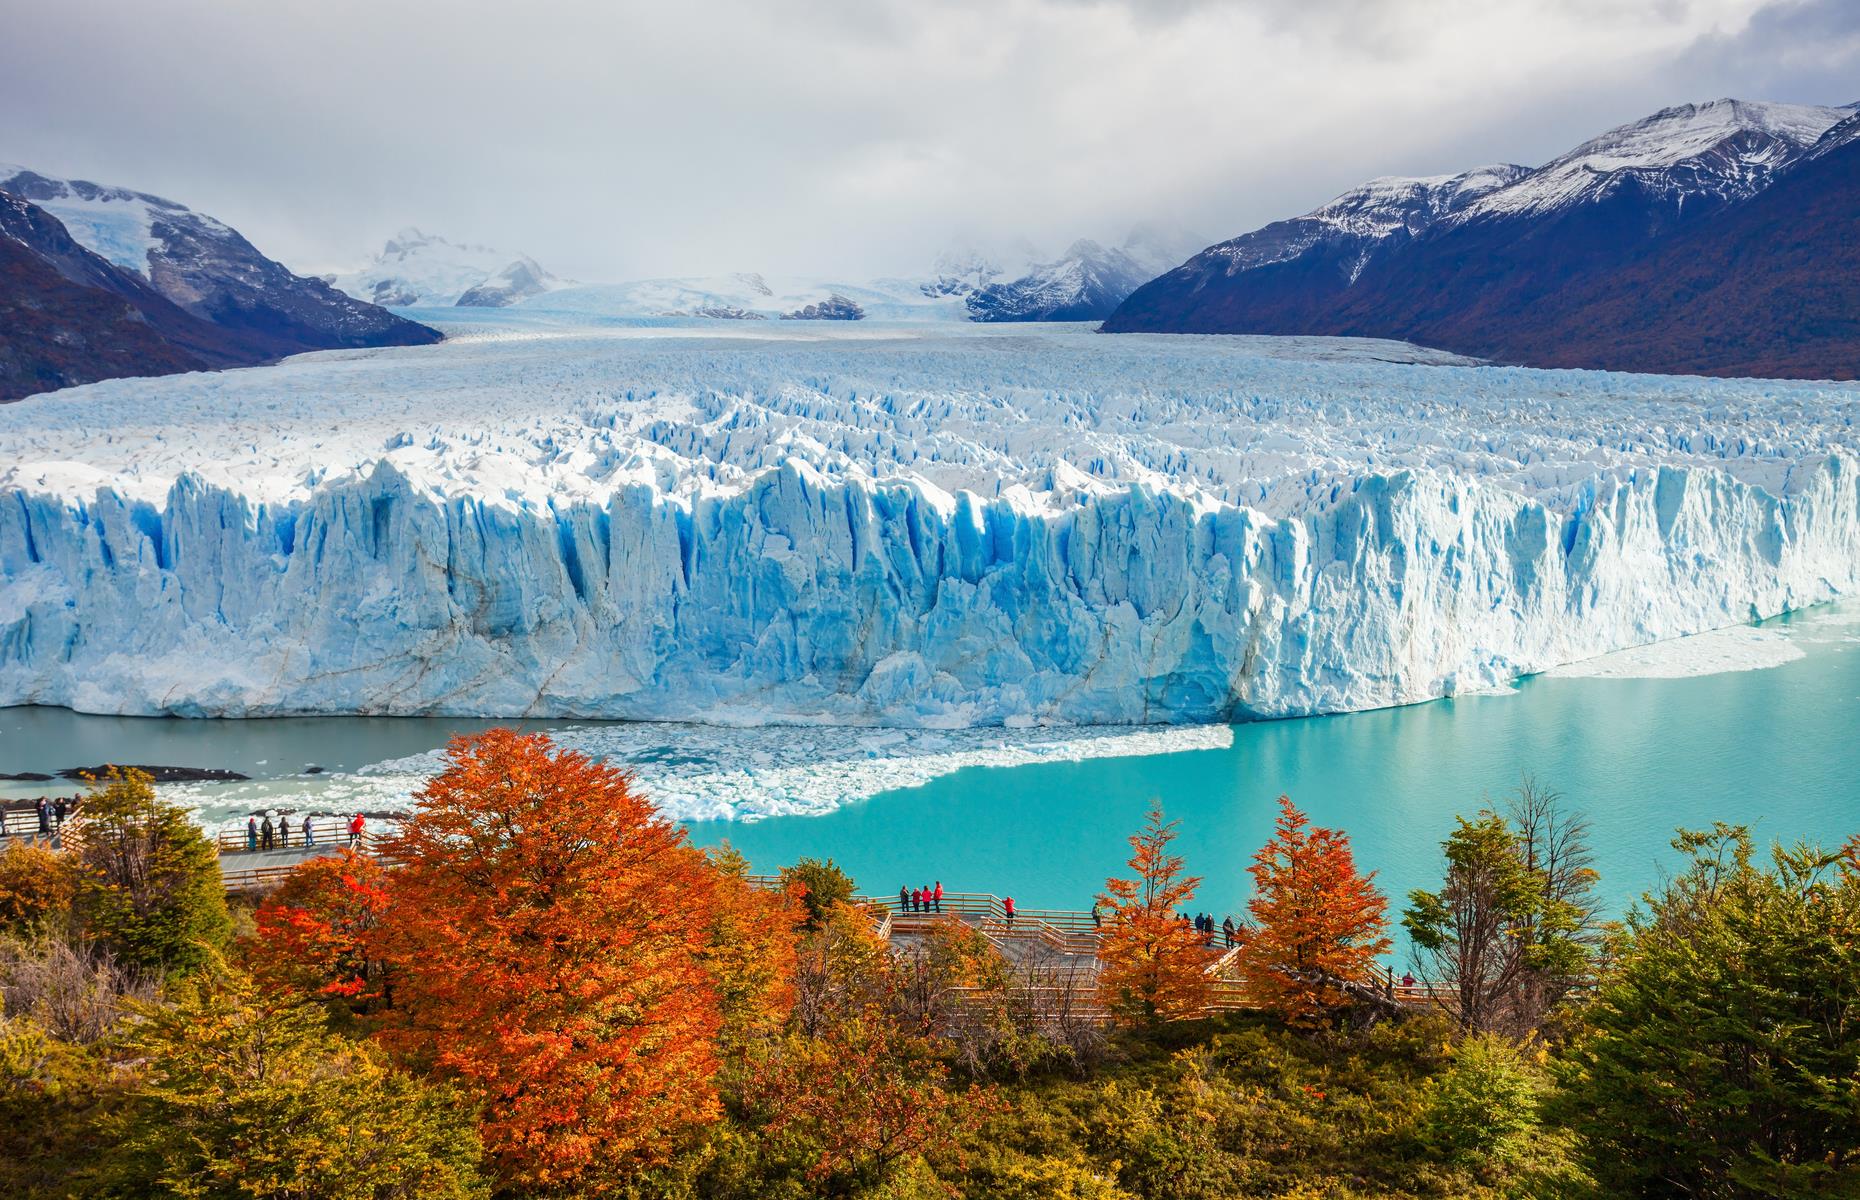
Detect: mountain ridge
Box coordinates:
(1103, 97, 1860, 378)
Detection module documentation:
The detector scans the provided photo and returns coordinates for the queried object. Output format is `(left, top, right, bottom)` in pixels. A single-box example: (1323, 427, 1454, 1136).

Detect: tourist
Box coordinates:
(1090, 901, 1102, 927)
(259, 814, 275, 851)
(246, 815, 258, 851)
(933, 881, 943, 912)
(1003, 895, 1016, 927)
(348, 813, 365, 847)
(1222, 916, 1236, 948)
(52, 797, 67, 830)
(37, 797, 50, 836)
(276, 812, 289, 848)
(302, 814, 315, 846)
(1400, 972, 1415, 992)
(899, 884, 910, 912)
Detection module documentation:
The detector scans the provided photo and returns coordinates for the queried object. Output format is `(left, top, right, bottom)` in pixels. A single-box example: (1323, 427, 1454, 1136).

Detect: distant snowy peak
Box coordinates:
(965, 227, 1206, 322)
(1457, 98, 1851, 221)
(332, 228, 560, 308)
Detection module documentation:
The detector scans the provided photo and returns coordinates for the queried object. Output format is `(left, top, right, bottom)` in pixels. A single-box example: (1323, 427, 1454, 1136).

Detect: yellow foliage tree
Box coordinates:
(1096, 804, 1216, 1025)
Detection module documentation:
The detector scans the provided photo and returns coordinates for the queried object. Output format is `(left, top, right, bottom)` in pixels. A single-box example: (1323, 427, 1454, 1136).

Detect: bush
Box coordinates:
(781, 856, 858, 929)
(1417, 1034, 1543, 1168)
(104, 965, 488, 1200)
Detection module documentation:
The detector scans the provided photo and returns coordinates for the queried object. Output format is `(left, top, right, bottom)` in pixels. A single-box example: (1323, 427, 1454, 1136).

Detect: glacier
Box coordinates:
(2, 319, 1858, 725)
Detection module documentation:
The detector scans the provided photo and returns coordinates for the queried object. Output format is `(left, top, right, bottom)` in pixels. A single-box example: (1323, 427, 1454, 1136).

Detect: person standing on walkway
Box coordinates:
(1090, 901, 1102, 927)
(52, 797, 67, 831)
(899, 885, 910, 912)
(933, 881, 943, 913)
(303, 814, 315, 846)
(1222, 916, 1236, 949)
(348, 813, 365, 848)
(1003, 896, 1016, 927)
(246, 815, 258, 851)
(276, 813, 289, 849)
(37, 797, 51, 837)
(259, 814, 274, 852)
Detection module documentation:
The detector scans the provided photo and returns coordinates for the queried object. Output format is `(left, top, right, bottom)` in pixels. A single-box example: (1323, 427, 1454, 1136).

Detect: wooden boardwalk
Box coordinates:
(215, 852, 1447, 1016)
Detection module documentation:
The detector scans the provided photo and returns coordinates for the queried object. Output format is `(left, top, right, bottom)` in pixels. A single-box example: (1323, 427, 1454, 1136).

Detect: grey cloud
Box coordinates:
(0, 0, 1842, 285)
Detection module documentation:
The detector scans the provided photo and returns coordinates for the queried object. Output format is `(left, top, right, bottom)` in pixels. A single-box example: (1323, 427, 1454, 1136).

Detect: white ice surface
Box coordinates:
(1543, 625, 1805, 679)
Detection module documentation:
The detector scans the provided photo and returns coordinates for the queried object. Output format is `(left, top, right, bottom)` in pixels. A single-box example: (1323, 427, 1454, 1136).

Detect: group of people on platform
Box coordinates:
(244, 812, 367, 852)
(1, 796, 73, 841)
(898, 881, 945, 913)
(1184, 911, 1240, 948)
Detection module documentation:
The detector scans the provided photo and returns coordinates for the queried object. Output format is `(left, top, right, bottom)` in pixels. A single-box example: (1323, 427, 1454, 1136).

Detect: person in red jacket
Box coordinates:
(1002, 895, 1016, 927)
(932, 881, 943, 913)
(348, 812, 365, 847)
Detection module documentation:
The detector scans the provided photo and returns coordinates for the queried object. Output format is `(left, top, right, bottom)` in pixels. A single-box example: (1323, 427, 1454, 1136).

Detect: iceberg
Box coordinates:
(3, 321, 1857, 725)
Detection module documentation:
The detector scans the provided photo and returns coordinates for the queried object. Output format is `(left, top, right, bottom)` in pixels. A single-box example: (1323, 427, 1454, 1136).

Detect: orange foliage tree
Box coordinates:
(1095, 803, 1216, 1025)
(371, 729, 784, 1193)
(1238, 795, 1390, 1024)
(246, 848, 390, 1015)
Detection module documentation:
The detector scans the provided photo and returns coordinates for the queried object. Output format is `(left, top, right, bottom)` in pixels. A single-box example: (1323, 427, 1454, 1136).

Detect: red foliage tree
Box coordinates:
(246, 848, 390, 1014)
(1095, 803, 1217, 1025)
(371, 730, 740, 1192)
(1239, 795, 1390, 1024)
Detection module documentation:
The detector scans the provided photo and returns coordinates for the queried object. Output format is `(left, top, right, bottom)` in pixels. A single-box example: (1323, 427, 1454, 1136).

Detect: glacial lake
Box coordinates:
(4, 603, 1858, 936)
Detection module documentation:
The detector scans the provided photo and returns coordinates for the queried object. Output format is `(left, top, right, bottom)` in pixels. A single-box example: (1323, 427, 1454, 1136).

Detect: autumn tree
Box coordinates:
(791, 897, 892, 1038)
(703, 842, 802, 1049)
(246, 848, 391, 1022)
(65, 769, 229, 975)
(372, 730, 755, 1193)
(742, 1008, 991, 1197)
(102, 965, 486, 1200)
(0, 840, 76, 934)
(1238, 795, 1390, 1025)
(1096, 803, 1216, 1026)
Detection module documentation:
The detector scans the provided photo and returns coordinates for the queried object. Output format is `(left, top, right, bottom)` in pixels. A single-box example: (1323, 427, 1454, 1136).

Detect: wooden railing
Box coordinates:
(216, 819, 387, 855)
(0, 806, 76, 839)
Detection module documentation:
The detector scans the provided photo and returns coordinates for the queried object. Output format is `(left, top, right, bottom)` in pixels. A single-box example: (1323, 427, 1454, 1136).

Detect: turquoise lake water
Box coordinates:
(4, 607, 1857, 946)
(689, 608, 1860, 928)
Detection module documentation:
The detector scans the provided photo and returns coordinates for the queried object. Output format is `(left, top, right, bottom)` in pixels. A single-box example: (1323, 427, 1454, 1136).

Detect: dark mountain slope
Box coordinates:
(0, 166, 440, 357)
(1, 192, 239, 400)
(1466, 121, 1860, 379)
(1105, 99, 1857, 378)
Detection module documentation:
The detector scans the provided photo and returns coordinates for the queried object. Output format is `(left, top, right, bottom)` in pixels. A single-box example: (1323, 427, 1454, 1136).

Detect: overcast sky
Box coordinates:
(3, 0, 1856, 281)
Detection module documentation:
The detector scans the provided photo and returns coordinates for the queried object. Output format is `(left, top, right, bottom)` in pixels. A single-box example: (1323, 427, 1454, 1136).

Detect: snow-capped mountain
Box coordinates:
(0, 166, 438, 358)
(329, 228, 561, 308)
(1202, 165, 1528, 282)
(1, 192, 216, 400)
(1105, 98, 1859, 378)
(5, 323, 1859, 725)
(1454, 99, 1846, 223)
(966, 227, 1205, 322)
